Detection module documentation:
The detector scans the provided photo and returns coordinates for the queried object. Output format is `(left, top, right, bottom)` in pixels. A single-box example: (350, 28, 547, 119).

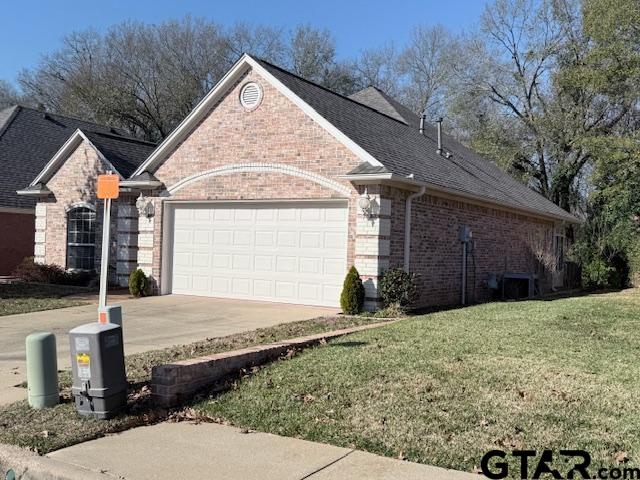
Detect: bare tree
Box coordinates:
(0, 80, 24, 109)
(285, 25, 357, 95)
(396, 25, 457, 116)
(352, 45, 400, 95)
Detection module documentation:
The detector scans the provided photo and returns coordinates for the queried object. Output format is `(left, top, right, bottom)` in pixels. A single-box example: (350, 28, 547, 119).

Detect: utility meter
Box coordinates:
(69, 322, 127, 419)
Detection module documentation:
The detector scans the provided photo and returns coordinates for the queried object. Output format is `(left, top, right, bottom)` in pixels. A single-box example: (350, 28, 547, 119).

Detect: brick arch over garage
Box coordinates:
(166, 163, 353, 199)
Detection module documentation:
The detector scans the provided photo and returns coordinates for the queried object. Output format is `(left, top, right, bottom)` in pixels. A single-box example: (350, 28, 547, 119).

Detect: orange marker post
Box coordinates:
(96, 173, 119, 318)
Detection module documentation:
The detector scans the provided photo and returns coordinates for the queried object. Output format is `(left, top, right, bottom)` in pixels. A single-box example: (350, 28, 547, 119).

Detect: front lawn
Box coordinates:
(0, 283, 87, 316)
(199, 290, 640, 474)
(0, 315, 381, 453)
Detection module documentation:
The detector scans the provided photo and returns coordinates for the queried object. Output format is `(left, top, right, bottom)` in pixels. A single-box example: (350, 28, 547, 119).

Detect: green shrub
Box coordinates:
(379, 268, 418, 311)
(12, 257, 96, 286)
(128, 268, 148, 297)
(340, 266, 365, 314)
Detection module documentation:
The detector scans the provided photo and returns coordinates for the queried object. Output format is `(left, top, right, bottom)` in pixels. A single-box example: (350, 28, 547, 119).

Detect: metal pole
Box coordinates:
(461, 242, 467, 306)
(98, 197, 111, 309)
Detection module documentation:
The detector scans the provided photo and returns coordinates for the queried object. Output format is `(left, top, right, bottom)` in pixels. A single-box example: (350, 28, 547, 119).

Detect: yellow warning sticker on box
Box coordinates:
(76, 353, 91, 380)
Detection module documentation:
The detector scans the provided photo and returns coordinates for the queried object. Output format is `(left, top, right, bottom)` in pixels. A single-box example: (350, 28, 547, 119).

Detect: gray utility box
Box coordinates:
(69, 323, 127, 419)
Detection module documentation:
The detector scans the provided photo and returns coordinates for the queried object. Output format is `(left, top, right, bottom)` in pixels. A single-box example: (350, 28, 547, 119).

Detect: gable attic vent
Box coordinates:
(240, 82, 263, 110)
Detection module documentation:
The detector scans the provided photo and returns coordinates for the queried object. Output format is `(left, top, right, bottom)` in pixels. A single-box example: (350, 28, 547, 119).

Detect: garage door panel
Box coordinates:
(325, 208, 348, 222)
(171, 202, 347, 307)
(254, 255, 274, 271)
(193, 209, 212, 221)
(255, 231, 275, 246)
(299, 257, 320, 274)
(276, 256, 296, 272)
(277, 231, 297, 247)
(192, 253, 210, 268)
(232, 254, 251, 270)
(300, 232, 321, 248)
(253, 279, 273, 297)
(211, 277, 230, 294)
(191, 275, 210, 292)
(324, 258, 346, 275)
(324, 232, 345, 249)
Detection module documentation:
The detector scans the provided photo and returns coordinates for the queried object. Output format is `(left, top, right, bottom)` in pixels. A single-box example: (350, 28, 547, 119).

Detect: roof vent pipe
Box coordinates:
(436, 117, 443, 155)
(419, 114, 426, 135)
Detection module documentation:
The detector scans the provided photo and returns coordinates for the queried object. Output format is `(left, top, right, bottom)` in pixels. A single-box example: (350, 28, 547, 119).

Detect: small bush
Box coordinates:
(128, 268, 148, 297)
(12, 257, 96, 286)
(378, 268, 418, 311)
(340, 266, 365, 314)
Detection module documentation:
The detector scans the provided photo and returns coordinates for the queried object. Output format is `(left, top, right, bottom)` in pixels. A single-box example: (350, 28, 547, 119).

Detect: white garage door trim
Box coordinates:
(163, 200, 349, 307)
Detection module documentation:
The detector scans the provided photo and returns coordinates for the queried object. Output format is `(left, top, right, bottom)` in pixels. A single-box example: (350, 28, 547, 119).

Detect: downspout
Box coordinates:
(404, 185, 427, 271)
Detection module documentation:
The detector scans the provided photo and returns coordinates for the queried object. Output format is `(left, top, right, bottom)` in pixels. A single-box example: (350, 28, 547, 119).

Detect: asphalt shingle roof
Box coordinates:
(84, 131, 156, 178)
(0, 106, 154, 209)
(256, 59, 576, 222)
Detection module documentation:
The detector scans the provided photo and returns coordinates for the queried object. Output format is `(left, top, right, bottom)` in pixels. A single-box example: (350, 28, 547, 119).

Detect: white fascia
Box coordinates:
(28, 129, 122, 187)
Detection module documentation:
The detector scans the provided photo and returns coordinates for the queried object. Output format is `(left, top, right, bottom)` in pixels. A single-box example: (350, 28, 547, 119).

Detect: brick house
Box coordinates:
(0, 106, 153, 275)
(19, 54, 577, 309)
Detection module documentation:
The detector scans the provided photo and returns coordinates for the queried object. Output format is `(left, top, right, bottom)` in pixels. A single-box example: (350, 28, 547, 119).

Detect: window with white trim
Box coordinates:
(67, 206, 96, 270)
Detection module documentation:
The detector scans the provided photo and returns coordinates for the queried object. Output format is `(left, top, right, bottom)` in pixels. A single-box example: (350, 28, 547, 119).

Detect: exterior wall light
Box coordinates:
(358, 188, 378, 219)
(136, 193, 155, 218)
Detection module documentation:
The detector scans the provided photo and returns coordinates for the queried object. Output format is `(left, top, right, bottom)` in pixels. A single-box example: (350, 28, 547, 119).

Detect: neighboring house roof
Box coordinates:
(0, 105, 152, 210)
(82, 131, 156, 178)
(348, 86, 419, 126)
(131, 54, 576, 223)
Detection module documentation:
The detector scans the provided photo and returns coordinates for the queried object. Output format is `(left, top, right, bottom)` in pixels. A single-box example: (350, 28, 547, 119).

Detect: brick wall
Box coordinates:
(0, 211, 34, 274)
(403, 191, 555, 307)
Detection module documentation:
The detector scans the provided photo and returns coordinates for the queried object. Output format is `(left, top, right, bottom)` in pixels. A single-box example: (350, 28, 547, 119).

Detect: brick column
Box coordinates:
(116, 199, 138, 287)
(34, 203, 47, 264)
(354, 193, 391, 311)
(136, 206, 155, 279)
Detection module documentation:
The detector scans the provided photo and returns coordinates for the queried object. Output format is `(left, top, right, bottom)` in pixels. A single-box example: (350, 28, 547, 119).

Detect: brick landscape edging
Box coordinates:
(151, 321, 394, 407)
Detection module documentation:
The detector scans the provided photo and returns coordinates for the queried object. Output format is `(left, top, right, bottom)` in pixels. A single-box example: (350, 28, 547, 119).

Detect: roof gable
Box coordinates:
(132, 54, 384, 177)
(0, 105, 150, 209)
(26, 129, 156, 188)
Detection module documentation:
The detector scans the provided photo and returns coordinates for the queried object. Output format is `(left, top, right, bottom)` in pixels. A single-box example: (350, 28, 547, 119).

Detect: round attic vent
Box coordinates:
(239, 82, 262, 110)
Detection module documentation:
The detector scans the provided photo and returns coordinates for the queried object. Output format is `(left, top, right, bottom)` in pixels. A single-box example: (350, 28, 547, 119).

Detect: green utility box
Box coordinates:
(25, 332, 59, 409)
(69, 323, 127, 419)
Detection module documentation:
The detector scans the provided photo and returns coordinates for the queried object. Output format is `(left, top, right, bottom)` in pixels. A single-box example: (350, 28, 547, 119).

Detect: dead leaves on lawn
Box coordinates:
(614, 451, 629, 464)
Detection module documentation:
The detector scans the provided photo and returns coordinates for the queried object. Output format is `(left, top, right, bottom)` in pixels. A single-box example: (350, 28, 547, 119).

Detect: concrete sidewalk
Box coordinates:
(47, 422, 479, 479)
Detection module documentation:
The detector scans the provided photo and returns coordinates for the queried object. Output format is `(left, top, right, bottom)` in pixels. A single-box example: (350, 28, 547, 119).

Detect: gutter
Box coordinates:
(341, 173, 578, 224)
(119, 180, 164, 189)
(404, 185, 427, 271)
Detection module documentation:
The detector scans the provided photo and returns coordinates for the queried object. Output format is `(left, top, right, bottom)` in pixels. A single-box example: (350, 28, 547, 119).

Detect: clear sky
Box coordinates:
(0, 0, 489, 83)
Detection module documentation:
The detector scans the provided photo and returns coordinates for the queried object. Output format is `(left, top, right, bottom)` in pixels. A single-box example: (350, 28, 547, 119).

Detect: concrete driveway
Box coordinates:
(0, 295, 337, 405)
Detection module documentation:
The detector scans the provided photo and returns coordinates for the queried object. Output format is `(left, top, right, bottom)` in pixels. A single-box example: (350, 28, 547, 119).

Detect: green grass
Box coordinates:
(0, 283, 87, 316)
(0, 315, 381, 453)
(198, 290, 640, 475)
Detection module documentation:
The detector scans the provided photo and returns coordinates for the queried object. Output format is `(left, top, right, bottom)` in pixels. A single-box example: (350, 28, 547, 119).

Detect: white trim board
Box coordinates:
(132, 54, 383, 177)
(0, 206, 35, 214)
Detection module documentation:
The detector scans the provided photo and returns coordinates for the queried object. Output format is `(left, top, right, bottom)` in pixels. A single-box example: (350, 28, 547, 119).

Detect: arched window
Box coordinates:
(67, 206, 96, 270)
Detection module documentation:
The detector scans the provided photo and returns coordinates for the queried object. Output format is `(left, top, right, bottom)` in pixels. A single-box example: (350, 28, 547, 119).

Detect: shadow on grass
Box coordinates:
(408, 286, 627, 316)
(328, 341, 368, 348)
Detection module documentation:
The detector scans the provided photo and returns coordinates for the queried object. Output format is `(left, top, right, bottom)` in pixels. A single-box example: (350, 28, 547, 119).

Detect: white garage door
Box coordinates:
(170, 202, 348, 307)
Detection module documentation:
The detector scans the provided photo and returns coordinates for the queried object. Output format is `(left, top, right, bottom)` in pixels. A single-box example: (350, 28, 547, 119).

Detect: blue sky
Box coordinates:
(0, 0, 489, 83)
